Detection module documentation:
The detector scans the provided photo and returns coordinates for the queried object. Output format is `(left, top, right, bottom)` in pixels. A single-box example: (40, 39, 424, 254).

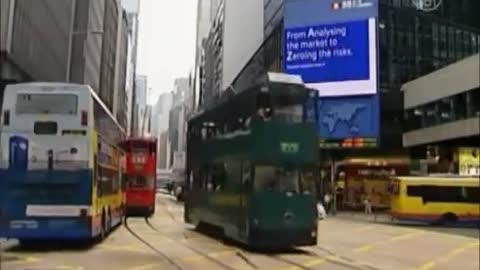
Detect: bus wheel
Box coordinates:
(441, 213, 458, 225)
(100, 210, 106, 240)
(107, 208, 112, 232)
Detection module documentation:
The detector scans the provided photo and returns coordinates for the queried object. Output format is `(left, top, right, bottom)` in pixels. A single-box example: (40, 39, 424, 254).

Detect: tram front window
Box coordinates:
(254, 166, 301, 193)
(302, 169, 317, 194)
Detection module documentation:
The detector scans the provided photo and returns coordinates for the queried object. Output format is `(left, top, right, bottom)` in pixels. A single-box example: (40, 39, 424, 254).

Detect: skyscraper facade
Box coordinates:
(231, 0, 480, 151)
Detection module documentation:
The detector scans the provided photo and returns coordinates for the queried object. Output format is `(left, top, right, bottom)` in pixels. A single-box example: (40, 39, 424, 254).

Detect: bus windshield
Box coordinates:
(129, 141, 154, 154)
(128, 175, 155, 189)
(16, 93, 78, 115)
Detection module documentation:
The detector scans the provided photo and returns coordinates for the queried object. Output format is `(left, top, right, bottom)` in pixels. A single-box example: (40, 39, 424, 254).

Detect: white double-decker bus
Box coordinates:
(0, 82, 126, 242)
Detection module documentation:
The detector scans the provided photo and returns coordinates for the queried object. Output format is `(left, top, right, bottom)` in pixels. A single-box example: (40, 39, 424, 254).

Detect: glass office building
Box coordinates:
(404, 87, 480, 132)
(232, 0, 480, 151)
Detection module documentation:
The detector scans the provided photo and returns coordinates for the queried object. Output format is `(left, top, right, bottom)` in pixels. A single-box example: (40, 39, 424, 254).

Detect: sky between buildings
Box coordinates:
(137, 0, 198, 104)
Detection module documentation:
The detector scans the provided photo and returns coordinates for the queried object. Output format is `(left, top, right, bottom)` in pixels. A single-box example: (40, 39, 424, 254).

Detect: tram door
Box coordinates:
(238, 161, 252, 239)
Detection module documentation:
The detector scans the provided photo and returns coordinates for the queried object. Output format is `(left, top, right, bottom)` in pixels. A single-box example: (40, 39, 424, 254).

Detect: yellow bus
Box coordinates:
(390, 175, 480, 225)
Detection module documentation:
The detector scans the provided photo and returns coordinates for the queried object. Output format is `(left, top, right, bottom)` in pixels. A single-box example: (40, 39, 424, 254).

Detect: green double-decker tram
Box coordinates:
(184, 73, 319, 248)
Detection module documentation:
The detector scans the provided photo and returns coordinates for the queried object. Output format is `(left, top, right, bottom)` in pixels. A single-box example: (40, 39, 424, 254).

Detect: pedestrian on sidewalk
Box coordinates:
(364, 194, 372, 215)
(324, 192, 332, 215)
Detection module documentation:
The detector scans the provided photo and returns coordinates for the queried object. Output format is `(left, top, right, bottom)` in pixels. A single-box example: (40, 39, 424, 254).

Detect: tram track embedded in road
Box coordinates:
(158, 203, 259, 269)
(126, 215, 244, 270)
(304, 246, 385, 270)
(159, 198, 374, 270)
(141, 216, 244, 270)
(124, 218, 184, 270)
(155, 197, 381, 270)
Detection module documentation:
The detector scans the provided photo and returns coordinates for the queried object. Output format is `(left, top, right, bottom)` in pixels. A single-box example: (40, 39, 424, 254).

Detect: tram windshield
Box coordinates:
(254, 166, 315, 194)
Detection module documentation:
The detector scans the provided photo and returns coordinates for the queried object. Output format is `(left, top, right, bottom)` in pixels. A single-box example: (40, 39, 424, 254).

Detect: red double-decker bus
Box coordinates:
(119, 137, 157, 217)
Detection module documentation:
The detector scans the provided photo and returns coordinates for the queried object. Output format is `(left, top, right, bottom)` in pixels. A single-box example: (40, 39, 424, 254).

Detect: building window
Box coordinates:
(439, 25, 448, 59)
(404, 108, 423, 131)
(448, 26, 456, 60)
(424, 102, 438, 127)
(468, 88, 480, 117)
(438, 97, 453, 124)
(453, 93, 468, 120)
(471, 33, 478, 54)
(432, 23, 439, 58)
(455, 29, 464, 59)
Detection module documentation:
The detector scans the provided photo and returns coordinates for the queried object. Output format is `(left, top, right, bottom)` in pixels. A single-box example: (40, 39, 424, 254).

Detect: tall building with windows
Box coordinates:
(69, 0, 105, 95)
(69, 0, 129, 129)
(151, 92, 173, 169)
(0, 0, 133, 131)
(197, 0, 264, 109)
(193, 0, 222, 109)
(0, 0, 75, 106)
(133, 75, 148, 136)
(231, 0, 480, 152)
(121, 0, 140, 134)
(402, 54, 479, 147)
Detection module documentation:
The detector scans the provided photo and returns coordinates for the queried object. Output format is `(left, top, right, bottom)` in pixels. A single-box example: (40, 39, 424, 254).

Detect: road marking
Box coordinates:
(123, 263, 161, 270)
(184, 249, 236, 262)
(101, 242, 236, 264)
(100, 244, 153, 254)
(412, 261, 436, 270)
(1, 254, 41, 265)
(274, 255, 336, 270)
(410, 240, 480, 270)
(353, 225, 376, 232)
(354, 244, 373, 252)
(354, 231, 424, 253)
(304, 257, 330, 267)
(391, 231, 423, 241)
(56, 265, 84, 270)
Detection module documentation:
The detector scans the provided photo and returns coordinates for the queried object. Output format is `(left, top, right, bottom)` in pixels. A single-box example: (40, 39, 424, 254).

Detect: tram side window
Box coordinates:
(224, 161, 242, 189)
(257, 92, 273, 120)
(193, 168, 207, 190)
(407, 185, 480, 203)
(301, 169, 317, 194)
(242, 161, 252, 191)
(211, 164, 226, 191)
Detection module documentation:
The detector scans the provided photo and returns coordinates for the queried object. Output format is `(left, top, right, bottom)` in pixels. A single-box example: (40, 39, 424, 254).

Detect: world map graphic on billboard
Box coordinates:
(317, 96, 378, 139)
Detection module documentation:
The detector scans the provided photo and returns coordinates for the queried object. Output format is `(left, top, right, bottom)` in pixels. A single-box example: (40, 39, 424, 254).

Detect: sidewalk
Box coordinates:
(0, 239, 15, 251)
(332, 211, 394, 224)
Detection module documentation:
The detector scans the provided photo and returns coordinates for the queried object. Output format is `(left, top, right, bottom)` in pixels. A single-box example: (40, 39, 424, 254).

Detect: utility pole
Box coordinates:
(330, 155, 337, 216)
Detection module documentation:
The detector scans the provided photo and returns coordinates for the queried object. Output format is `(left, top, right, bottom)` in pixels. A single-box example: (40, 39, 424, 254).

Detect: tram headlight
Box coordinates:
(311, 230, 317, 238)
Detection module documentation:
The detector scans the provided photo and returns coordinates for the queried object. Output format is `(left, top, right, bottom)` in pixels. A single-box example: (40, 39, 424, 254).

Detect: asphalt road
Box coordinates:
(1, 193, 479, 270)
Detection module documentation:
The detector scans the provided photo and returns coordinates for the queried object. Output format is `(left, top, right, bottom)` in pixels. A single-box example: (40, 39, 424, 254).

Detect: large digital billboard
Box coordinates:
(283, 0, 378, 97)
